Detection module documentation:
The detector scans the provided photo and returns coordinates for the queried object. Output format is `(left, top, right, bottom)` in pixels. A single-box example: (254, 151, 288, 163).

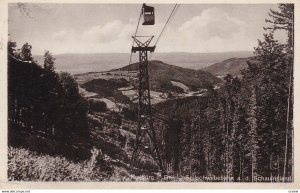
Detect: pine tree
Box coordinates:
(8, 41, 17, 56)
(246, 87, 259, 182)
(265, 3, 294, 181)
(20, 42, 33, 61)
(265, 4, 294, 49)
(44, 50, 55, 72)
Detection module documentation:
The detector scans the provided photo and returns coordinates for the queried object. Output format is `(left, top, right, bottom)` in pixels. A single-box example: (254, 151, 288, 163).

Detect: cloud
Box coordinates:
(50, 19, 166, 53)
(155, 8, 252, 53)
(49, 8, 262, 53)
(12, 4, 289, 55)
(178, 8, 246, 39)
(82, 20, 131, 43)
(52, 29, 76, 41)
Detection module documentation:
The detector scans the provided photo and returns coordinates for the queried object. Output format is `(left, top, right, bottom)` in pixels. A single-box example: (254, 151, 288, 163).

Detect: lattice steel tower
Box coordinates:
(130, 36, 164, 172)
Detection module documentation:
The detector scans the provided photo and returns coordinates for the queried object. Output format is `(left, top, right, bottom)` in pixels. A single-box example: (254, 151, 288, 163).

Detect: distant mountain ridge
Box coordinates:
(34, 51, 253, 74)
(113, 60, 221, 91)
(202, 57, 257, 77)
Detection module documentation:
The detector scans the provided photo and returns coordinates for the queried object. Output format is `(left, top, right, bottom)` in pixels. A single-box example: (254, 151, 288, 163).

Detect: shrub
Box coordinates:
(122, 107, 138, 121)
(89, 99, 107, 112)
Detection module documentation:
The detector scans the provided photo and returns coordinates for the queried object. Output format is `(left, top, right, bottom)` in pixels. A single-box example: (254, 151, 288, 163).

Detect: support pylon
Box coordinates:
(130, 36, 164, 173)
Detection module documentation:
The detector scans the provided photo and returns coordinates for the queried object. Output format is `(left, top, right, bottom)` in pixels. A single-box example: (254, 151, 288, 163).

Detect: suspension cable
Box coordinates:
(128, 6, 143, 66)
(154, 4, 179, 47)
(149, 4, 180, 60)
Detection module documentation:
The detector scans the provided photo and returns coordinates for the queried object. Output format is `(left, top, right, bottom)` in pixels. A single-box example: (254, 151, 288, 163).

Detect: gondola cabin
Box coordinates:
(142, 3, 155, 25)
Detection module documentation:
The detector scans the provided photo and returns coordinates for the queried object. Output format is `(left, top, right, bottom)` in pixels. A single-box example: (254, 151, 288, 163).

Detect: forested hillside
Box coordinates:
(153, 4, 294, 181)
(8, 42, 91, 160)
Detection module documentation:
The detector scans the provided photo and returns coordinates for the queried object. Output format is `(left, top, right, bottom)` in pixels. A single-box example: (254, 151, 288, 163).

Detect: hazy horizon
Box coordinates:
(33, 51, 254, 75)
(33, 50, 253, 56)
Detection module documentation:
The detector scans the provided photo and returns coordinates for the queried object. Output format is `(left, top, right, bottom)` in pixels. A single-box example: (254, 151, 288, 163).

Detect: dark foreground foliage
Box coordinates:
(8, 45, 91, 160)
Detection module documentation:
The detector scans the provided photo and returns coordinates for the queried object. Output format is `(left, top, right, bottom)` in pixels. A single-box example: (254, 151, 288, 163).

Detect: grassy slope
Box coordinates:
(8, 146, 111, 181)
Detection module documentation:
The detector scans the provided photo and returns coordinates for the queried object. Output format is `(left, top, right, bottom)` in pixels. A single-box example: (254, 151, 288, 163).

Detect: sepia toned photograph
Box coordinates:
(5, 2, 295, 183)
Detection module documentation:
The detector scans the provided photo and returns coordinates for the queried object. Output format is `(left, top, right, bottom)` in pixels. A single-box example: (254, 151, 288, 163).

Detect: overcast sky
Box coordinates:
(8, 3, 286, 55)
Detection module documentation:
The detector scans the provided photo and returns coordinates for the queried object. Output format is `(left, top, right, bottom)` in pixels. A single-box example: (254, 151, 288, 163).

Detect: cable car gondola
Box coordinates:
(142, 3, 155, 25)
